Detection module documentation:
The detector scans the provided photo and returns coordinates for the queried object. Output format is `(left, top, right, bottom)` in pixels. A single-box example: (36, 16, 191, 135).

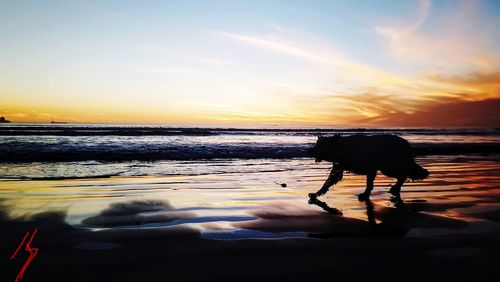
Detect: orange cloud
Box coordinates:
(356, 98, 500, 128)
(426, 72, 500, 100)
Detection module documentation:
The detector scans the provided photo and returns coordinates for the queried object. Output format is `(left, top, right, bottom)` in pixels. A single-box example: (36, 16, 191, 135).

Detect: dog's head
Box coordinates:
(307, 134, 341, 162)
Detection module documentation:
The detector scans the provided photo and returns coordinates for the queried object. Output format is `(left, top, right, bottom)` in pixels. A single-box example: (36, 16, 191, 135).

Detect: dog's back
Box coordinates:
(308, 134, 429, 200)
(311, 134, 428, 179)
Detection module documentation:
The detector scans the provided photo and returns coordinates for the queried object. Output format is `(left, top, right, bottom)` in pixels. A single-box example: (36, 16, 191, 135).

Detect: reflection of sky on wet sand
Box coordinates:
(1, 155, 499, 239)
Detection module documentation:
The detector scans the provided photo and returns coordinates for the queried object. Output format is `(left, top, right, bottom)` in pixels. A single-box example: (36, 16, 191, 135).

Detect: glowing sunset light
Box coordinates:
(1, 0, 499, 127)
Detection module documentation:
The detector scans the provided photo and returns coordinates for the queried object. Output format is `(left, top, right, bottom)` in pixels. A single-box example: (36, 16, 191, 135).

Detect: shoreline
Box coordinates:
(1, 155, 500, 281)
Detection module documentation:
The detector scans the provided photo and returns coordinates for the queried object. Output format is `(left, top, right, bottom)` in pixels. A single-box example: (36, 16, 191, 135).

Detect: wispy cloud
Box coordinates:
(426, 71, 500, 100)
(375, 0, 500, 73)
(144, 45, 231, 66)
(212, 29, 410, 88)
(264, 22, 291, 34)
(136, 66, 200, 75)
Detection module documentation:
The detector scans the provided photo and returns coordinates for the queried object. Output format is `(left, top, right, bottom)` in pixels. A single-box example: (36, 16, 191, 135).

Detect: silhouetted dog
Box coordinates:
(307, 134, 429, 201)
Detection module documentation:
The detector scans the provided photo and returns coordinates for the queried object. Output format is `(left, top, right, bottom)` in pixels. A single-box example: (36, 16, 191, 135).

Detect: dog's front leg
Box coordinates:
(309, 165, 343, 198)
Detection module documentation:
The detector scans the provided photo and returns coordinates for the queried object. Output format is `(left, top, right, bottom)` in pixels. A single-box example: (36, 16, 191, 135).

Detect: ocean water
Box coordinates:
(0, 123, 499, 180)
(1, 124, 500, 240)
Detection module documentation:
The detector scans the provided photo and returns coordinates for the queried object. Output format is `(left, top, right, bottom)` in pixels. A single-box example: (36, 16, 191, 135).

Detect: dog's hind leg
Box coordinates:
(309, 165, 343, 199)
(389, 176, 406, 197)
(358, 171, 376, 202)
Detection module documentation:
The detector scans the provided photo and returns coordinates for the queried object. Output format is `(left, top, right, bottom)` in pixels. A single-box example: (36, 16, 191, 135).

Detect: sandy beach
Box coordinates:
(1, 155, 500, 281)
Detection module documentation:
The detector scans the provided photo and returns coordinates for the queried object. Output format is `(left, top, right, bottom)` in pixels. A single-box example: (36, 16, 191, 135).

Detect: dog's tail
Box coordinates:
(408, 163, 429, 180)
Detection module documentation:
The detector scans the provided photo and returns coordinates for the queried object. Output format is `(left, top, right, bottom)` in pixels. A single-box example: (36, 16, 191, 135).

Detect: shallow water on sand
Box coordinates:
(1, 155, 499, 239)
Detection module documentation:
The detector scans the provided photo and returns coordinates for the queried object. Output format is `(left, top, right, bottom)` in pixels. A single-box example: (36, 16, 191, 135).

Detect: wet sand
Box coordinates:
(1, 155, 500, 281)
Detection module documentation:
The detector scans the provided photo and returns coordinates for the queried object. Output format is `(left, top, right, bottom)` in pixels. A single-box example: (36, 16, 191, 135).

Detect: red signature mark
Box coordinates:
(10, 228, 39, 282)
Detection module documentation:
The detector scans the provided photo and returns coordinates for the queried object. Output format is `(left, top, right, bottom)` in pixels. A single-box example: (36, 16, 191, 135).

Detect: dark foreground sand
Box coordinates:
(1, 206, 500, 282)
(1, 156, 500, 281)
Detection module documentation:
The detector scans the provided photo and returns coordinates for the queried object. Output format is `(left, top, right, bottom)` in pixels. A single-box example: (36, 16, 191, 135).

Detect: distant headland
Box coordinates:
(0, 116, 10, 123)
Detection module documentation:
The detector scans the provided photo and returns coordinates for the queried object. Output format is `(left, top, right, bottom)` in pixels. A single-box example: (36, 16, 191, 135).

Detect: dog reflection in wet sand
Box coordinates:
(308, 134, 429, 202)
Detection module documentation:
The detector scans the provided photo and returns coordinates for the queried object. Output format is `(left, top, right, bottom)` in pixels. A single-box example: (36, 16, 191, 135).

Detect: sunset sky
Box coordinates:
(1, 0, 499, 127)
